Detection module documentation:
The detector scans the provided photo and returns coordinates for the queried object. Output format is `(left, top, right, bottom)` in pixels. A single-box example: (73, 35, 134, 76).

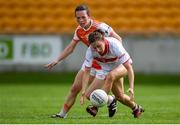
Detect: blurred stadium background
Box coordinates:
(0, 0, 180, 73)
(0, 0, 180, 124)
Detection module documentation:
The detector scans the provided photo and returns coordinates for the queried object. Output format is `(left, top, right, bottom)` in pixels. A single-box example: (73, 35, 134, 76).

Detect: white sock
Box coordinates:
(58, 109, 67, 117)
(132, 104, 138, 111)
(107, 95, 115, 106)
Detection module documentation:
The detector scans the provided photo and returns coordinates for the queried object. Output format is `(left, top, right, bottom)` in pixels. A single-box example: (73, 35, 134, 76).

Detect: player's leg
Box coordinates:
(109, 67, 144, 118)
(112, 79, 144, 118)
(85, 72, 117, 117)
(84, 77, 104, 117)
(64, 70, 84, 109)
(112, 78, 136, 108)
(101, 64, 135, 107)
(85, 78, 104, 99)
(52, 69, 95, 118)
(100, 65, 126, 118)
(99, 65, 126, 117)
(102, 64, 127, 93)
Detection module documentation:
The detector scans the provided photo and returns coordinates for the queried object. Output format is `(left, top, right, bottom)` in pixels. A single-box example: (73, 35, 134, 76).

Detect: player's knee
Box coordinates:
(106, 73, 115, 83)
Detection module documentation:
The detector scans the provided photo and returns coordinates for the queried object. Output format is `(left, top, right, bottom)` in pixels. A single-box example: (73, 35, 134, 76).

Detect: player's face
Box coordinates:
(75, 10, 91, 28)
(91, 40, 105, 54)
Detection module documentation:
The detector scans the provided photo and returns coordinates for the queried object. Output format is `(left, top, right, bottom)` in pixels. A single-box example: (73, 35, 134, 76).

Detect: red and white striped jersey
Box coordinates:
(84, 37, 132, 72)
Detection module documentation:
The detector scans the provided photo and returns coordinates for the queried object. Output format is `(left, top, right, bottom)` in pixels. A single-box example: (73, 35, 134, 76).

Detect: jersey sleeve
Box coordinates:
(118, 53, 132, 64)
(112, 39, 132, 64)
(83, 47, 93, 68)
(98, 23, 113, 37)
(72, 28, 80, 42)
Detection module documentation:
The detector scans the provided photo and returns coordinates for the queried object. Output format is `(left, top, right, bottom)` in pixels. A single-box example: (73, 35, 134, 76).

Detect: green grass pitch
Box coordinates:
(0, 72, 180, 124)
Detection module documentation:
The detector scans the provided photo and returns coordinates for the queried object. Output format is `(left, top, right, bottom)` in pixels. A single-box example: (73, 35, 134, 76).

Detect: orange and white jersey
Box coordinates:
(73, 19, 114, 70)
(73, 19, 113, 47)
(83, 37, 132, 79)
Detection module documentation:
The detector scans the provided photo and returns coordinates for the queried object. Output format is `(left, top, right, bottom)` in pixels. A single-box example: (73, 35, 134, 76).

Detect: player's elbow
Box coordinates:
(66, 44, 75, 54)
(123, 61, 132, 71)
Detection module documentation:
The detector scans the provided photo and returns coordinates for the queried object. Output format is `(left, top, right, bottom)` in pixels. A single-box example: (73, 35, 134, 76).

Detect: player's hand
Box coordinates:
(127, 88, 134, 101)
(80, 92, 85, 105)
(44, 59, 59, 69)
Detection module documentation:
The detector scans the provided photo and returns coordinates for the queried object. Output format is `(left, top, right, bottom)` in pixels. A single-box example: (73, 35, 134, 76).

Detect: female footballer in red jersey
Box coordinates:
(80, 30, 144, 118)
(44, 5, 122, 118)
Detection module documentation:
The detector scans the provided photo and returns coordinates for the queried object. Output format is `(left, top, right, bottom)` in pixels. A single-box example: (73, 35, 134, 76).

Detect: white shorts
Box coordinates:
(81, 62, 109, 80)
(81, 62, 96, 77)
(94, 69, 109, 80)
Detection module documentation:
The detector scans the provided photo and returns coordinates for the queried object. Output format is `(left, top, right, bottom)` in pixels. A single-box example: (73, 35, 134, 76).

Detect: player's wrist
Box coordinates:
(127, 88, 134, 94)
(81, 91, 85, 96)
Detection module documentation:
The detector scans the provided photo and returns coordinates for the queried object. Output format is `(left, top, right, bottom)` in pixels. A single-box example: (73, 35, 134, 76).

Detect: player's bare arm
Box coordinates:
(123, 60, 135, 101)
(80, 67, 91, 105)
(110, 30, 122, 42)
(44, 40, 78, 69)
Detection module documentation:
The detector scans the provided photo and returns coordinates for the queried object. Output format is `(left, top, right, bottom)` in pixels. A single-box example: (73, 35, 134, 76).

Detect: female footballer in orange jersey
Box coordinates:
(44, 4, 122, 118)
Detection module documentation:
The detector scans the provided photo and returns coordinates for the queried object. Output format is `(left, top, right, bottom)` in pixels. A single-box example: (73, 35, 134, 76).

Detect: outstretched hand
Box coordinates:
(44, 60, 59, 69)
